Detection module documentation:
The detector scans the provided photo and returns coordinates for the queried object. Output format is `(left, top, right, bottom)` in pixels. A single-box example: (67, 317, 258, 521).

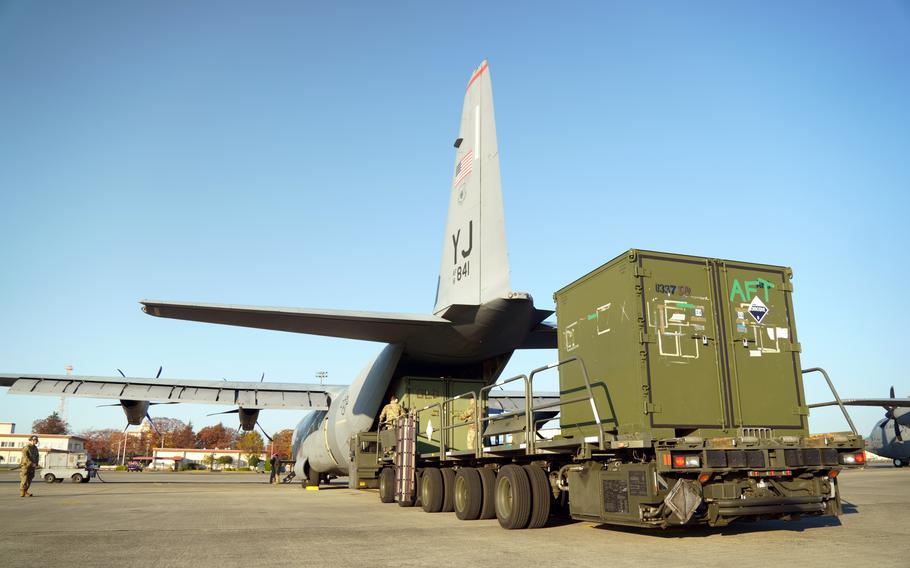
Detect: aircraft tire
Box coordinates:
(421, 468, 443, 513)
(495, 464, 531, 530)
(478, 467, 496, 519)
(379, 467, 395, 503)
(71, 473, 84, 483)
(454, 468, 482, 520)
(306, 465, 320, 487)
(44, 473, 56, 483)
(523, 464, 551, 529)
(441, 467, 456, 512)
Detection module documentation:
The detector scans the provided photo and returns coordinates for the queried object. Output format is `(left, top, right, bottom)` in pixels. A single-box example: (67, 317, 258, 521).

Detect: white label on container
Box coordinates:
(777, 327, 789, 339)
(767, 328, 776, 340)
(749, 349, 762, 357)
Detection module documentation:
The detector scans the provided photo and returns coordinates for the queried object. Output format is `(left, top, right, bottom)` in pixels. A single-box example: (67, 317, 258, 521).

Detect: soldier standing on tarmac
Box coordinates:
(19, 435, 40, 497)
(378, 395, 405, 429)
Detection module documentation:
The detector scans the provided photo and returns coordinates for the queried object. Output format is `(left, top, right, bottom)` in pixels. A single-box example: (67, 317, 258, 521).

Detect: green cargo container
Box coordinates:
(555, 249, 807, 443)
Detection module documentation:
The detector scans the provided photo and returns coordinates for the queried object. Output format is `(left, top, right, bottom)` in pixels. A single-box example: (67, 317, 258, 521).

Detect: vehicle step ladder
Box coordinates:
(394, 413, 417, 503)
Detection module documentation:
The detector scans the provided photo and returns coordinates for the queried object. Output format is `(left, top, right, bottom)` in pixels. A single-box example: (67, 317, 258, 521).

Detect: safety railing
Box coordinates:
(802, 367, 858, 436)
(409, 356, 607, 459)
(527, 357, 605, 453)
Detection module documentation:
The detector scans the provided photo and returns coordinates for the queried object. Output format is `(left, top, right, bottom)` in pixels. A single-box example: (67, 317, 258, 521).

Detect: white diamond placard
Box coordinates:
(748, 296, 769, 323)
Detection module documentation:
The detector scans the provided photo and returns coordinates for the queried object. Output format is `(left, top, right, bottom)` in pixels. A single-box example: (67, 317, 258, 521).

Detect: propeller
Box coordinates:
(884, 386, 903, 442)
(101, 367, 173, 431)
(256, 422, 273, 442)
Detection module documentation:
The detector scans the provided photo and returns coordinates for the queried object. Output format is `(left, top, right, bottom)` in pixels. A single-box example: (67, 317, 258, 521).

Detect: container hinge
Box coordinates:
(639, 332, 656, 345)
(794, 406, 810, 416)
(785, 341, 802, 353)
(644, 402, 662, 415)
(779, 282, 794, 292)
(633, 267, 651, 278)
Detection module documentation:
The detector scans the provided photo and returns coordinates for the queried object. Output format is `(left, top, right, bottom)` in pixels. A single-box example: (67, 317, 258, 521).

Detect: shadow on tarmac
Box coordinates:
(592, 513, 846, 537)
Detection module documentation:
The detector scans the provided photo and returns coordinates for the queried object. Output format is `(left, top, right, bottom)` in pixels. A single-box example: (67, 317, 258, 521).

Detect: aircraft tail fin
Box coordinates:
(434, 60, 511, 315)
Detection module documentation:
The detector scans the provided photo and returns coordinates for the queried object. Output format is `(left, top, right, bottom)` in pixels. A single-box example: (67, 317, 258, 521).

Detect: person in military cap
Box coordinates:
(378, 395, 405, 429)
(458, 403, 477, 450)
(19, 435, 40, 497)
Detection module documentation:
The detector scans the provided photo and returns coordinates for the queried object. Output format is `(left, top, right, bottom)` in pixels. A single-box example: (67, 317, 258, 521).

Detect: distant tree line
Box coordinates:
(31, 412, 294, 463)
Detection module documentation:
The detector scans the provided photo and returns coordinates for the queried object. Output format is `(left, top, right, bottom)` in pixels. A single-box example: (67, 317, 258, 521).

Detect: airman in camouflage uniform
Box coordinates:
(378, 396, 405, 429)
(458, 403, 477, 450)
(19, 435, 40, 497)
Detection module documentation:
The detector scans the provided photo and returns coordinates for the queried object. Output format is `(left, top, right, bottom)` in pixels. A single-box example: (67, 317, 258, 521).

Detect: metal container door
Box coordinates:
(640, 254, 727, 429)
(718, 264, 805, 431)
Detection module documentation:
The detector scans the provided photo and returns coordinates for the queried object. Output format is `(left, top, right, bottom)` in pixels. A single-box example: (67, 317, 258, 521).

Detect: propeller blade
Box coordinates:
(117, 369, 126, 378)
(256, 421, 273, 442)
(156, 366, 163, 379)
(260, 372, 265, 383)
(146, 414, 162, 436)
(148, 402, 180, 406)
(890, 385, 896, 399)
(207, 409, 240, 417)
(895, 418, 904, 442)
(97, 403, 122, 408)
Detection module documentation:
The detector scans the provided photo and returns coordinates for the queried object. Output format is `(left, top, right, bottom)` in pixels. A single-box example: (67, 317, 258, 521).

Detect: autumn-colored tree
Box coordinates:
(171, 423, 196, 448)
(236, 431, 264, 465)
(145, 417, 194, 448)
(196, 423, 236, 449)
(272, 429, 294, 460)
(79, 428, 119, 462)
(32, 412, 70, 434)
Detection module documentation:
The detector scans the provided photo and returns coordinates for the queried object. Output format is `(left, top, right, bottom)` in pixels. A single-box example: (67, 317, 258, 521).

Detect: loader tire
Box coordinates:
(496, 464, 531, 529)
(421, 468, 443, 513)
(523, 464, 551, 528)
(478, 467, 497, 519)
(454, 467, 482, 520)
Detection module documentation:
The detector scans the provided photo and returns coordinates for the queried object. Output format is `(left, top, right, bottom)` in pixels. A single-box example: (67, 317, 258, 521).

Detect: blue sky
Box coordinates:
(1, 1, 908, 439)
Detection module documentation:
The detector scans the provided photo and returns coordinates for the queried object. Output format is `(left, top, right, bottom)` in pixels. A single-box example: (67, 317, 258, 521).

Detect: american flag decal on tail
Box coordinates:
(453, 150, 473, 187)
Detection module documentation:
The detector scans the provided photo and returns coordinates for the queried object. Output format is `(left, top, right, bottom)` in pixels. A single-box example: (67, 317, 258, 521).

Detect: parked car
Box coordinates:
(126, 461, 143, 472)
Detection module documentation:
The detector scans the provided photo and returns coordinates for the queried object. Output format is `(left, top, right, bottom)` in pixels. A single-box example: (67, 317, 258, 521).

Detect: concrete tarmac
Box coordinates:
(1, 466, 908, 568)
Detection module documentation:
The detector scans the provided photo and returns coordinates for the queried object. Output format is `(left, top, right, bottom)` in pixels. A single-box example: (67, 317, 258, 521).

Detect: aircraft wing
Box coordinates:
(809, 398, 910, 409)
(141, 300, 449, 343)
(0, 373, 332, 410)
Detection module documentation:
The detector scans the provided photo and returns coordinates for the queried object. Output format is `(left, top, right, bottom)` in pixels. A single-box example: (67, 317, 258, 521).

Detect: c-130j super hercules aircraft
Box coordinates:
(0, 61, 558, 484)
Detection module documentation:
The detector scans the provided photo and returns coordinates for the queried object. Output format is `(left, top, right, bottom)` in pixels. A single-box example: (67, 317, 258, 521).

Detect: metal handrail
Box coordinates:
(479, 373, 531, 457)
(528, 357, 605, 452)
(802, 367, 858, 436)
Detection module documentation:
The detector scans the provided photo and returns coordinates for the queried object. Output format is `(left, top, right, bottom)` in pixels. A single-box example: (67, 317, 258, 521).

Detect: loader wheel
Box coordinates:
(441, 468, 456, 512)
(454, 468, 482, 520)
(379, 467, 395, 503)
(894, 458, 907, 468)
(71, 473, 84, 483)
(421, 468, 443, 513)
(523, 464, 551, 529)
(478, 467, 497, 519)
(44, 473, 56, 483)
(496, 464, 531, 529)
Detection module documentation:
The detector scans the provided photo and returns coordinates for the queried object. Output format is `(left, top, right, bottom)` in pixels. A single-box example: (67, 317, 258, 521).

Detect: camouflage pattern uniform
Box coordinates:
(458, 404, 477, 450)
(378, 397, 405, 429)
(19, 442, 39, 497)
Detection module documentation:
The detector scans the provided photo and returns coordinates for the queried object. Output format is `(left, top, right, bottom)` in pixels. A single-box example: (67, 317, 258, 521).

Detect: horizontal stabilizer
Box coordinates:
(517, 320, 557, 349)
(0, 373, 333, 410)
(142, 300, 449, 344)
